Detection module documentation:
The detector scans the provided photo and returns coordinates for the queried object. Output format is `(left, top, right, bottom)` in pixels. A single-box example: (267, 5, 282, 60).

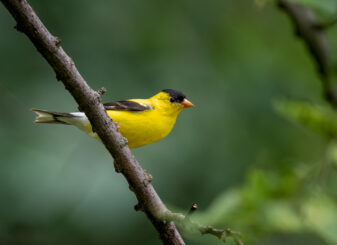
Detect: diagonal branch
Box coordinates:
(278, 0, 337, 108)
(0, 0, 184, 244)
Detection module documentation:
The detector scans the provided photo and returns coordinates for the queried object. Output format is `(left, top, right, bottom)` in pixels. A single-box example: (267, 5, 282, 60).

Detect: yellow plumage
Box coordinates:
(32, 90, 194, 148)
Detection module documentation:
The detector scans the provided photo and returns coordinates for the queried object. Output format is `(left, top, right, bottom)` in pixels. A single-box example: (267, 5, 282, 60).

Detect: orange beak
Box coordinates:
(181, 98, 194, 108)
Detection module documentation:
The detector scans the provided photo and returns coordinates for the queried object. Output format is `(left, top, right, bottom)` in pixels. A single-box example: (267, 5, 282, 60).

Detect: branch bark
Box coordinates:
(0, 0, 184, 244)
(278, 0, 337, 108)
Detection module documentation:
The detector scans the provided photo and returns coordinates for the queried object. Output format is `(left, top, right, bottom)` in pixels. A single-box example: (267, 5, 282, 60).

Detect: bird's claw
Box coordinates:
(114, 121, 120, 129)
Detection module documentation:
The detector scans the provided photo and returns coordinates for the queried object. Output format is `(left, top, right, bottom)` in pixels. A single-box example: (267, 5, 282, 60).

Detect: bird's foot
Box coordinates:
(114, 121, 120, 129)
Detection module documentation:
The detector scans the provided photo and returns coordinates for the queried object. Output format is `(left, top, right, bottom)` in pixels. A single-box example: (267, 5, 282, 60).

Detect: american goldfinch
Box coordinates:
(32, 89, 194, 148)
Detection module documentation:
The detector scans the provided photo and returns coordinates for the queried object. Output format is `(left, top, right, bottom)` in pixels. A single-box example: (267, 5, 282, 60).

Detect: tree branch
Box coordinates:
(0, 0, 183, 244)
(278, 0, 337, 108)
(0, 0, 242, 244)
(164, 208, 243, 245)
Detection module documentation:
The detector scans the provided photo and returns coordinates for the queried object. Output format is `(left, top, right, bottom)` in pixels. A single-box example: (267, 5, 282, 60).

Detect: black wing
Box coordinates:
(103, 101, 153, 111)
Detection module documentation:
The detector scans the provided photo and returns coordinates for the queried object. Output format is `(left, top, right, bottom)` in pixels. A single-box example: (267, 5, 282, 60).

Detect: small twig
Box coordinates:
(164, 211, 243, 245)
(199, 226, 243, 245)
(186, 203, 198, 218)
(97, 87, 107, 97)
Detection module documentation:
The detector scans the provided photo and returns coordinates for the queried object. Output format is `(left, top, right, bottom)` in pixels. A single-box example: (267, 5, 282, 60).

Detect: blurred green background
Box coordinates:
(1, 0, 337, 244)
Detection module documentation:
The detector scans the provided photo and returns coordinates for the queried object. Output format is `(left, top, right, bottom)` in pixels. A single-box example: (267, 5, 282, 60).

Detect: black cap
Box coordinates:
(162, 89, 186, 103)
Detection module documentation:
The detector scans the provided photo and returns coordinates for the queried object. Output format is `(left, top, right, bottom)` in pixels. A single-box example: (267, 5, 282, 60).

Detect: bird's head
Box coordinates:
(150, 89, 194, 116)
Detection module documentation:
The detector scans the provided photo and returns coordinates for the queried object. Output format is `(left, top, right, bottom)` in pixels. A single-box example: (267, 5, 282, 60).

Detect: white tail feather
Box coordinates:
(32, 109, 93, 136)
(32, 109, 70, 124)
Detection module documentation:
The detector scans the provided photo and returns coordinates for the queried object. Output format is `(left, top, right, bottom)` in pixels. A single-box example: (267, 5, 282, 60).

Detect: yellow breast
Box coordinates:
(107, 109, 177, 148)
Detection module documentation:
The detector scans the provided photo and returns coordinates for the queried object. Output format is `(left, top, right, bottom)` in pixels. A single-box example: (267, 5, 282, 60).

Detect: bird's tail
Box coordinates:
(32, 109, 73, 124)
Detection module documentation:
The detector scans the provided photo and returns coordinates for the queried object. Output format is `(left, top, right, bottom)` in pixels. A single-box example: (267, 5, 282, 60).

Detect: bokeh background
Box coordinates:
(1, 0, 337, 244)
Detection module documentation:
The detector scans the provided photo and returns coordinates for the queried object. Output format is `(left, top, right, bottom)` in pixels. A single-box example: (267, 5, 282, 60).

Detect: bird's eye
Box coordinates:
(170, 98, 175, 103)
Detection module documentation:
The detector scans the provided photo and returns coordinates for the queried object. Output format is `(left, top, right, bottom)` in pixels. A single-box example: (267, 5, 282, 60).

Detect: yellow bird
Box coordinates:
(32, 89, 194, 148)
